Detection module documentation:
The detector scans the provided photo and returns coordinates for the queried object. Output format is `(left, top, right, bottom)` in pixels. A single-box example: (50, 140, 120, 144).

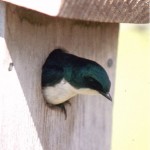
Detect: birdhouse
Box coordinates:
(0, 1, 148, 150)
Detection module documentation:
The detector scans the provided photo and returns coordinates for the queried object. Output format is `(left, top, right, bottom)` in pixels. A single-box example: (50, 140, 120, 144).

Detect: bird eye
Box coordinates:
(85, 76, 94, 82)
(89, 77, 94, 82)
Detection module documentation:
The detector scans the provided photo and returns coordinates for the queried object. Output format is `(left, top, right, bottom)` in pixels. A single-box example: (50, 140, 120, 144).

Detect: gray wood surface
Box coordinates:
(2, 0, 149, 23)
(0, 3, 119, 150)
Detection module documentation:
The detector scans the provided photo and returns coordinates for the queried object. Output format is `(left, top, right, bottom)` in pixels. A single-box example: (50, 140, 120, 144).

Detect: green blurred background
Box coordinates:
(112, 24, 150, 150)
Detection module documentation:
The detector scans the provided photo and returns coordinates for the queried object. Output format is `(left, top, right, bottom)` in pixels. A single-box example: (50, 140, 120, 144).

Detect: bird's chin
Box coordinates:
(99, 92, 112, 101)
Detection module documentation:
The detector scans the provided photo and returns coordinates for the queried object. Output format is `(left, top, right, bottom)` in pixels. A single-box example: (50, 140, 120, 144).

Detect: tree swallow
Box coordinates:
(42, 48, 112, 118)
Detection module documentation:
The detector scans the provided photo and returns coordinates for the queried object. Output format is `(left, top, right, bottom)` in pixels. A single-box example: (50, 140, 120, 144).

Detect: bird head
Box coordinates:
(68, 61, 112, 101)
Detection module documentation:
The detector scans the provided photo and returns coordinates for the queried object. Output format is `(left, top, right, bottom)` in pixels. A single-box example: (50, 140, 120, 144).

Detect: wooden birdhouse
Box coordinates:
(0, 0, 148, 150)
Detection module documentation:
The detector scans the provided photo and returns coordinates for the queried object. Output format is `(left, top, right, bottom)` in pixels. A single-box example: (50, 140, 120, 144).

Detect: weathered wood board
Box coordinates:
(0, 3, 119, 150)
(2, 0, 150, 23)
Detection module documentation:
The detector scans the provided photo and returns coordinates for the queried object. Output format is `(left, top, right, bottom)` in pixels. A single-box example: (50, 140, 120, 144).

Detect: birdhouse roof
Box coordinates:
(2, 0, 149, 23)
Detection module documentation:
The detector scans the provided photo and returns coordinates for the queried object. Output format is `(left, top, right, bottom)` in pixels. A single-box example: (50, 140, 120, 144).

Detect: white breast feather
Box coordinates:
(43, 79, 99, 105)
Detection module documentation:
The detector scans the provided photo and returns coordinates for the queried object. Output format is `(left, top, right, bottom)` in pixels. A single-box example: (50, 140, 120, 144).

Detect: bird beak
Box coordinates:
(105, 93, 112, 101)
(100, 92, 112, 101)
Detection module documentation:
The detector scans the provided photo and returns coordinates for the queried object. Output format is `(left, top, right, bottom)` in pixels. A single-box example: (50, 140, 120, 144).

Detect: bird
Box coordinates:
(42, 48, 112, 119)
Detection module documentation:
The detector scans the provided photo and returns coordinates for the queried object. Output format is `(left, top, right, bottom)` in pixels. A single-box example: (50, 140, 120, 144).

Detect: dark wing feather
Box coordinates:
(42, 65, 64, 87)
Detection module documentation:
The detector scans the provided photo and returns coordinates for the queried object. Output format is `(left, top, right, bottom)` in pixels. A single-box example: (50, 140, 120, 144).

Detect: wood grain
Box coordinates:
(2, 0, 150, 23)
(0, 3, 119, 150)
(59, 0, 149, 24)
